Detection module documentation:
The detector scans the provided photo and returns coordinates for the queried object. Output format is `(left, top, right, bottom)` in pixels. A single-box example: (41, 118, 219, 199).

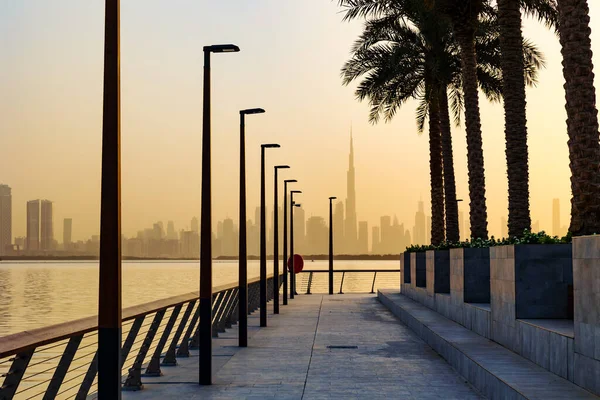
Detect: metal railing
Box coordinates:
(0, 274, 281, 400)
(294, 269, 400, 295)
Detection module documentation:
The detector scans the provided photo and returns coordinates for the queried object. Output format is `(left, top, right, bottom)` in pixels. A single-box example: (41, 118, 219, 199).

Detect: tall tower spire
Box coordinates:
(345, 128, 358, 254)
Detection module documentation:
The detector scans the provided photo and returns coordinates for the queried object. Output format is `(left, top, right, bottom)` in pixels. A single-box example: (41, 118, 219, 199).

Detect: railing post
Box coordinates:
(370, 272, 377, 294)
(211, 292, 227, 337)
(0, 349, 35, 399)
(43, 336, 83, 400)
(162, 300, 196, 366)
(177, 306, 200, 358)
(75, 351, 98, 400)
(306, 272, 313, 295)
(339, 271, 345, 294)
(121, 316, 144, 367)
(144, 305, 182, 376)
(123, 310, 165, 391)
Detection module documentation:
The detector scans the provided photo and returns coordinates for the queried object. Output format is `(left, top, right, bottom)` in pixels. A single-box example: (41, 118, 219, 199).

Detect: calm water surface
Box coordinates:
(0, 260, 398, 336)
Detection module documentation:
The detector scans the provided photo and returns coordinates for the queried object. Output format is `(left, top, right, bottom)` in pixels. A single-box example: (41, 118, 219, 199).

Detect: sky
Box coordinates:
(1, 0, 599, 243)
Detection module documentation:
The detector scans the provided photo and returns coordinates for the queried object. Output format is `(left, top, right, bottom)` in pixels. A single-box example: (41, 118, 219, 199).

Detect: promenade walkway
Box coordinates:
(122, 293, 481, 399)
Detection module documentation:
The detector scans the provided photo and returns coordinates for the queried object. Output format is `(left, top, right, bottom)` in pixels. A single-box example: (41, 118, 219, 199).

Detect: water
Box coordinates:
(0, 259, 399, 337)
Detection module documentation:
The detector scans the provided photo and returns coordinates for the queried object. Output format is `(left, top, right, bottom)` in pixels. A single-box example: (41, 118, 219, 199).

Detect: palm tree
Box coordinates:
(340, 6, 544, 244)
(557, 0, 600, 236)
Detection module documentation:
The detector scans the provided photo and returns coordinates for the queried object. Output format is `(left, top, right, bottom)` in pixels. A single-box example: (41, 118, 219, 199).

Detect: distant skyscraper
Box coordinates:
(40, 200, 54, 251)
(372, 226, 380, 254)
(533, 220, 540, 233)
(500, 217, 508, 238)
(167, 221, 176, 240)
(333, 201, 345, 252)
(552, 198, 560, 236)
(222, 217, 236, 256)
(63, 218, 72, 247)
(380, 216, 392, 254)
(358, 221, 368, 254)
(0, 185, 11, 256)
(191, 217, 199, 233)
(294, 206, 306, 253)
(413, 200, 426, 245)
(306, 216, 328, 254)
(344, 133, 358, 254)
(426, 215, 431, 245)
(27, 200, 40, 251)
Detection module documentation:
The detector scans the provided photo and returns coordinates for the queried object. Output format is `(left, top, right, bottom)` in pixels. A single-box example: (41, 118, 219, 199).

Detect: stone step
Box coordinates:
(378, 290, 598, 400)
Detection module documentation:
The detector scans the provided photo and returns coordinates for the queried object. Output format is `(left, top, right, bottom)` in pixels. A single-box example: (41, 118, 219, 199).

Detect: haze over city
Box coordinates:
(2, 1, 599, 245)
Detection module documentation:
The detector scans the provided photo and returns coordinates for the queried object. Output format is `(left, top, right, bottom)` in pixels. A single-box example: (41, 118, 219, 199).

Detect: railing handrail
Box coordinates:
(298, 269, 400, 273)
(0, 273, 276, 358)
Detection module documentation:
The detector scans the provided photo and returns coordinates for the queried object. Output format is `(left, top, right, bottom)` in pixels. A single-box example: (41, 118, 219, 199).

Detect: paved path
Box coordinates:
(123, 294, 482, 399)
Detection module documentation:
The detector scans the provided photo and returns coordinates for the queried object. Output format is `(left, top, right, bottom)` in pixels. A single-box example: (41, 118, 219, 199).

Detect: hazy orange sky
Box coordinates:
(1, 1, 598, 242)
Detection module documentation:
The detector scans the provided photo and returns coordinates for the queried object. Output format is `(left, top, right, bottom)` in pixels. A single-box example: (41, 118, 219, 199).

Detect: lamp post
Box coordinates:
(282, 179, 297, 306)
(98, 1, 121, 398)
(238, 108, 265, 348)
(273, 165, 290, 314)
(290, 191, 302, 299)
(199, 43, 239, 386)
(261, 143, 280, 327)
(329, 197, 337, 295)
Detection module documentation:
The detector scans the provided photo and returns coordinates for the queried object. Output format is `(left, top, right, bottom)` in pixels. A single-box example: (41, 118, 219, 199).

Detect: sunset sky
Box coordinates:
(1, 1, 599, 243)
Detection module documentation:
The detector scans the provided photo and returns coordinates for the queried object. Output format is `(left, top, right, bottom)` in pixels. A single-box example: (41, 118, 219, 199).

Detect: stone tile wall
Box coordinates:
(415, 252, 426, 288)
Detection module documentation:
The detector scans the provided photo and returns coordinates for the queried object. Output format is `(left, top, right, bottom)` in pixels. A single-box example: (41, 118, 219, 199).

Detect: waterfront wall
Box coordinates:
(398, 238, 600, 396)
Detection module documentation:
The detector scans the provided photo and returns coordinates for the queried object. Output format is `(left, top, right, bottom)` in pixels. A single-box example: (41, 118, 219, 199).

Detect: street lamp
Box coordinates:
(329, 197, 337, 295)
(290, 190, 302, 299)
(273, 165, 290, 314)
(98, 1, 121, 398)
(238, 108, 265, 348)
(282, 179, 297, 306)
(260, 143, 280, 327)
(199, 43, 239, 386)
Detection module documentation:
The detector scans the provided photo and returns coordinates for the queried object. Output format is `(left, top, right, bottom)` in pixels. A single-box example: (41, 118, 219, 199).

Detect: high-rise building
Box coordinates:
(372, 226, 380, 254)
(0, 185, 11, 256)
(63, 218, 72, 247)
(380, 216, 392, 254)
(222, 217, 236, 256)
(413, 200, 426, 245)
(426, 215, 431, 245)
(344, 133, 358, 254)
(294, 206, 306, 253)
(533, 220, 540, 233)
(167, 221, 176, 240)
(191, 217, 199, 233)
(333, 201, 344, 252)
(306, 216, 327, 254)
(552, 198, 560, 236)
(358, 221, 368, 254)
(27, 200, 40, 251)
(40, 200, 54, 251)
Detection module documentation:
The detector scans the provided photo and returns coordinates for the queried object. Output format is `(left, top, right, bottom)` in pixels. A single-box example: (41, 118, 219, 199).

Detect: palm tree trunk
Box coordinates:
(429, 92, 446, 246)
(439, 89, 459, 243)
(557, 0, 600, 236)
(498, 0, 532, 237)
(455, 29, 489, 240)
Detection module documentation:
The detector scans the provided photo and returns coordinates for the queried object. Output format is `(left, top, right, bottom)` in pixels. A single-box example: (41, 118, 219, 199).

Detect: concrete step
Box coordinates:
(378, 290, 598, 400)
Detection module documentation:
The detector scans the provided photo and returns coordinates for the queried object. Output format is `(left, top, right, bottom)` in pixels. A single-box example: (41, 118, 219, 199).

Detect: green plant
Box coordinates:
(404, 230, 573, 252)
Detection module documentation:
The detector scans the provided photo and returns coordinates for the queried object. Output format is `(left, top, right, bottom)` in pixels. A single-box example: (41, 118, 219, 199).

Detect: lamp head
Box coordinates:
(241, 108, 265, 115)
(204, 44, 240, 53)
(275, 165, 290, 170)
(285, 179, 298, 184)
(456, 199, 464, 202)
(261, 143, 280, 149)
(329, 196, 337, 200)
(294, 203, 301, 207)
(291, 190, 302, 194)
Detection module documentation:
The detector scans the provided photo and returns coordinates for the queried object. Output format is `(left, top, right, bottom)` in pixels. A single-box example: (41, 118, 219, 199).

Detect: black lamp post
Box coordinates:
(282, 179, 297, 306)
(290, 191, 302, 299)
(98, 1, 121, 398)
(273, 165, 290, 314)
(329, 197, 337, 295)
(238, 108, 265, 348)
(199, 43, 239, 386)
(260, 143, 280, 327)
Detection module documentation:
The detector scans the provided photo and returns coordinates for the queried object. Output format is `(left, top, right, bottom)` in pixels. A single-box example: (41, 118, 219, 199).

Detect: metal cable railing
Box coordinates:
(0, 274, 280, 400)
(294, 269, 400, 295)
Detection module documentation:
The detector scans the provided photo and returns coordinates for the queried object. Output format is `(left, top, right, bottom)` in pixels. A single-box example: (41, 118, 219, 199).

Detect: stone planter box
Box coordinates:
(403, 252, 411, 284)
(432, 250, 450, 294)
(414, 252, 426, 288)
(572, 235, 600, 395)
(490, 244, 573, 353)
